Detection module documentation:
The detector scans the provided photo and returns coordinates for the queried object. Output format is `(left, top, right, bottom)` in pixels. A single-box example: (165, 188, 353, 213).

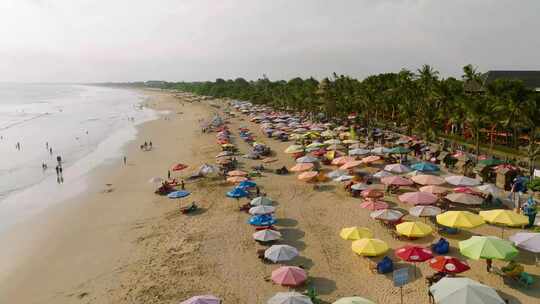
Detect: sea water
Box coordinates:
(0, 84, 158, 231)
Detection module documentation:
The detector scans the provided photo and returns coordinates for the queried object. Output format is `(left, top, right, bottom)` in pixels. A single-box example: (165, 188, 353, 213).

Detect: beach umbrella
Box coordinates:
(411, 174, 445, 185)
(324, 138, 342, 145)
(180, 295, 221, 304)
(396, 245, 433, 262)
(349, 148, 370, 156)
(333, 175, 354, 182)
(328, 144, 345, 151)
(343, 139, 360, 145)
(250, 196, 273, 206)
(226, 187, 249, 198)
(475, 184, 502, 196)
(384, 163, 411, 173)
(410, 162, 439, 172)
(298, 171, 318, 182)
(359, 200, 388, 211)
(406, 170, 423, 177)
(267, 292, 313, 304)
(249, 205, 276, 215)
(253, 229, 282, 242)
(361, 189, 384, 199)
(284, 145, 304, 154)
(332, 156, 356, 166)
(321, 130, 337, 137)
(361, 155, 381, 164)
(370, 209, 404, 221)
(340, 226, 374, 240)
(340, 160, 363, 170)
(396, 221, 432, 237)
(398, 192, 438, 205)
(271, 266, 307, 287)
(351, 183, 369, 191)
(389, 146, 410, 154)
(262, 157, 278, 163)
(290, 163, 314, 172)
(215, 151, 232, 158)
(226, 176, 247, 184)
(148, 176, 164, 184)
(171, 163, 188, 171)
(445, 193, 483, 205)
(419, 185, 448, 194)
(351, 238, 388, 256)
(445, 176, 480, 186)
(197, 163, 219, 176)
(327, 169, 347, 179)
(249, 214, 276, 226)
(332, 297, 376, 304)
(453, 186, 482, 195)
(167, 190, 191, 199)
(372, 170, 393, 179)
(436, 211, 485, 228)
(238, 180, 257, 189)
(429, 277, 505, 304)
(509, 232, 540, 253)
(296, 155, 319, 163)
(371, 147, 390, 154)
(227, 170, 247, 177)
(216, 158, 231, 165)
(306, 142, 325, 150)
(459, 236, 518, 260)
(429, 256, 470, 274)
(265, 245, 299, 262)
(479, 209, 528, 227)
(409, 205, 442, 217)
(381, 176, 413, 186)
(478, 158, 504, 167)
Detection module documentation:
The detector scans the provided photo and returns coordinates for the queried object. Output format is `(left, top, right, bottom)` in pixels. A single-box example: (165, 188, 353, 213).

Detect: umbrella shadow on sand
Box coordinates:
(277, 218, 299, 227)
(280, 228, 307, 251)
(513, 249, 539, 266)
(284, 256, 315, 270)
(302, 277, 337, 295)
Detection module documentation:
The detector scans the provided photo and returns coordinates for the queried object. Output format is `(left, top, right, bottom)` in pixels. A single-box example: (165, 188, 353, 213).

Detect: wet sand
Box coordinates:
(0, 91, 538, 304)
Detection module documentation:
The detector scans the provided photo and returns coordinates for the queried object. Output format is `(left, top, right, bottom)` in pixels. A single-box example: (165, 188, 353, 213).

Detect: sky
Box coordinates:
(1, 0, 539, 83)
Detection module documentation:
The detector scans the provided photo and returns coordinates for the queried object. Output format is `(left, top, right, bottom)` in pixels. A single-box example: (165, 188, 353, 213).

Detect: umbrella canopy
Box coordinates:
(249, 205, 276, 215)
(290, 163, 314, 172)
(398, 192, 438, 205)
(271, 266, 307, 287)
(436, 211, 485, 228)
(306, 141, 325, 149)
(250, 196, 273, 206)
(343, 139, 360, 145)
(370, 209, 403, 221)
(332, 297, 376, 304)
(267, 292, 313, 304)
(445, 176, 480, 186)
(429, 256, 470, 274)
(411, 162, 439, 172)
(429, 277, 505, 304)
(227, 170, 248, 177)
(419, 185, 448, 194)
(180, 295, 221, 304)
(361, 155, 381, 164)
(479, 209, 528, 227)
(171, 163, 188, 171)
(340, 160, 363, 170)
(381, 176, 413, 186)
(324, 138, 342, 145)
(349, 148, 371, 156)
(197, 163, 219, 176)
(351, 238, 389, 256)
(327, 169, 347, 179)
(340, 227, 374, 240)
(478, 158, 504, 167)
(361, 189, 384, 198)
(167, 190, 191, 199)
(262, 157, 278, 163)
(384, 163, 411, 173)
(216, 151, 233, 158)
(396, 245, 433, 262)
(265, 245, 299, 262)
(226, 187, 249, 198)
(509, 232, 540, 253)
(453, 187, 482, 195)
(396, 221, 433, 237)
(296, 155, 319, 163)
(332, 156, 356, 166)
(459, 236, 518, 260)
(227, 176, 248, 184)
(284, 145, 304, 154)
(411, 174, 445, 185)
(334, 175, 354, 182)
(445, 193, 483, 205)
(253, 229, 282, 242)
(371, 147, 391, 154)
(389, 146, 410, 154)
(372, 170, 393, 179)
(298, 171, 318, 182)
(238, 180, 257, 189)
(351, 183, 369, 191)
(249, 214, 276, 226)
(359, 200, 388, 210)
(475, 184, 502, 196)
(409, 205, 442, 217)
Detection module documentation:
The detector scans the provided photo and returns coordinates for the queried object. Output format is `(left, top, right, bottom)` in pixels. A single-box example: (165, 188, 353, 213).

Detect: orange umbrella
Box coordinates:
(227, 176, 247, 183)
(298, 171, 318, 182)
(361, 155, 381, 163)
(290, 163, 314, 172)
(216, 158, 231, 165)
(419, 185, 448, 194)
(171, 163, 188, 171)
(331, 156, 356, 166)
(339, 160, 363, 170)
(411, 175, 445, 185)
(227, 170, 248, 177)
(361, 189, 384, 198)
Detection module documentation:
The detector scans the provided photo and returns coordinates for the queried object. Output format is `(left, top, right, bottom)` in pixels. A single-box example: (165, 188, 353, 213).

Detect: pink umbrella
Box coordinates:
(381, 176, 414, 186)
(398, 192, 438, 205)
(332, 156, 356, 166)
(271, 266, 307, 287)
(180, 295, 221, 304)
(360, 200, 389, 210)
(411, 175, 445, 185)
(419, 185, 448, 194)
(361, 155, 382, 164)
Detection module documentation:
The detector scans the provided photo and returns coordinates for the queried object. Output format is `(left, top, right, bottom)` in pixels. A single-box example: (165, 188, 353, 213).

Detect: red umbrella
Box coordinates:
(312, 148, 327, 157)
(359, 200, 388, 211)
(396, 245, 433, 262)
(428, 256, 470, 274)
(361, 189, 384, 199)
(172, 163, 188, 171)
(453, 187, 482, 196)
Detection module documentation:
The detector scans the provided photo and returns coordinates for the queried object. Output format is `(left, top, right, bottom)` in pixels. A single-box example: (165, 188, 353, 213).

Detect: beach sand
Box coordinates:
(0, 90, 538, 304)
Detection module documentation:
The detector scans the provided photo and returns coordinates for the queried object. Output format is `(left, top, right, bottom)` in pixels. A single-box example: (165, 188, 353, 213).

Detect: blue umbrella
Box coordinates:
(168, 190, 191, 199)
(249, 214, 277, 226)
(238, 180, 257, 190)
(411, 162, 439, 172)
(226, 187, 249, 198)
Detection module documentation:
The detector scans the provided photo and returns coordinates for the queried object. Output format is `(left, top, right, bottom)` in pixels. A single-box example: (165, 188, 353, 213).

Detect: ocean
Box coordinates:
(0, 84, 158, 230)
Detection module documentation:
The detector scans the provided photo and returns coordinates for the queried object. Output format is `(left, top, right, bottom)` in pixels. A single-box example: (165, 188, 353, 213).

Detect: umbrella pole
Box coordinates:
(501, 226, 504, 239)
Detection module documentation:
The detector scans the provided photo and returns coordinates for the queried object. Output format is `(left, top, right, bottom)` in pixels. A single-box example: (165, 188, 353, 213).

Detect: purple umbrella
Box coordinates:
(509, 232, 540, 253)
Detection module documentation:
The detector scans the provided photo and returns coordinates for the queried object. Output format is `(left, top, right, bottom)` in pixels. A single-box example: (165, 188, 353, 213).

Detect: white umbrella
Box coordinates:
(445, 176, 481, 186)
(409, 205, 442, 217)
(148, 176, 164, 184)
(333, 175, 354, 182)
(406, 170, 423, 177)
(349, 148, 370, 156)
(371, 147, 390, 154)
(296, 155, 319, 163)
(264, 245, 299, 262)
(445, 193, 484, 205)
(267, 292, 313, 304)
(475, 184, 502, 196)
(351, 183, 369, 191)
(197, 163, 219, 176)
(373, 170, 393, 179)
(429, 277, 505, 304)
(384, 163, 411, 173)
(250, 196, 273, 206)
(249, 205, 276, 215)
(370, 209, 404, 221)
(253, 229, 282, 242)
(327, 169, 347, 179)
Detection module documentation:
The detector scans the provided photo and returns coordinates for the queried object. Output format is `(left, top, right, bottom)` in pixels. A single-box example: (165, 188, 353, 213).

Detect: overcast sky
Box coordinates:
(1, 0, 539, 83)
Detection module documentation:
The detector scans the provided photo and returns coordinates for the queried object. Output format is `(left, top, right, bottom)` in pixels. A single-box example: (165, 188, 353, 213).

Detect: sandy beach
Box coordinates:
(0, 90, 538, 304)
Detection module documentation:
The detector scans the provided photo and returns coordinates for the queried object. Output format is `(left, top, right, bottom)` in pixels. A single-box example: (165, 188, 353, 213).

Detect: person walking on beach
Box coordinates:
(486, 258, 492, 272)
(15, 142, 21, 150)
(49, 147, 53, 155)
(181, 179, 185, 190)
(167, 170, 171, 179)
(46, 142, 49, 150)
(149, 141, 152, 149)
(123, 156, 127, 165)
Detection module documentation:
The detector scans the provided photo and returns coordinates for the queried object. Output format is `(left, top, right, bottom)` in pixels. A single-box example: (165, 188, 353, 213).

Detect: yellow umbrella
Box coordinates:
(396, 221, 432, 237)
(436, 211, 485, 229)
(479, 210, 528, 227)
(284, 145, 304, 154)
(340, 227, 373, 240)
(351, 238, 388, 256)
(290, 133, 303, 140)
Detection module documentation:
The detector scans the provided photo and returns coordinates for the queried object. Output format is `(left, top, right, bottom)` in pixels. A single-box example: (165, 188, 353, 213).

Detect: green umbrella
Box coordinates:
(459, 236, 518, 260)
(478, 158, 504, 167)
(429, 277, 505, 304)
(333, 297, 376, 304)
(389, 146, 410, 154)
